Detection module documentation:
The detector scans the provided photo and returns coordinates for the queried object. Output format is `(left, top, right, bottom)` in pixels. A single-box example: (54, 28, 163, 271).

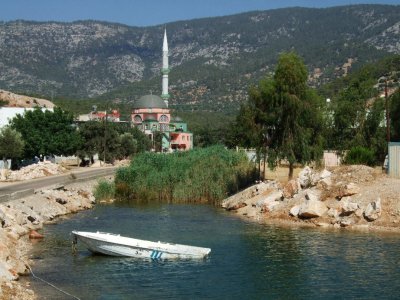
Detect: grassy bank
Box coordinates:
(113, 146, 257, 204)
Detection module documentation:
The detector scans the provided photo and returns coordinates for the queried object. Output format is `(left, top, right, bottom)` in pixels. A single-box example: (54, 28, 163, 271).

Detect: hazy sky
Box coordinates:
(1, 0, 398, 26)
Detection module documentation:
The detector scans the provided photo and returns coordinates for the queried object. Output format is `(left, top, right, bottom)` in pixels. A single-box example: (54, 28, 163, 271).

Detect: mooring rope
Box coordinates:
(25, 262, 81, 300)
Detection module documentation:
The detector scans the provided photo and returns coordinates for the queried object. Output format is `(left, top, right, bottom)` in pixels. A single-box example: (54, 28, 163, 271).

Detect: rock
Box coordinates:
(0, 208, 6, 227)
(55, 198, 67, 205)
(327, 208, 339, 218)
(364, 198, 382, 221)
(289, 205, 301, 217)
(319, 169, 332, 179)
(340, 217, 354, 227)
(282, 179, 299, 199)
(227, 202, 247, 211)
(305, 189, 321, 202)
(256, 190, 283, 207)
(355, 208, 364, 217)
(318, 177, 332, 189)
(261, 201, 280, 213)
(28, 230, 44, 239)
(27, 215, 36, 223)
(6, 161, 65, 181)
(316, 222, 330, 227)
(340, 197, 359, 216)
(298, 166, 313, 188)
(298, 199, 328, 218)
(222, 182, 272, 210)
(338, 183, 360, 198)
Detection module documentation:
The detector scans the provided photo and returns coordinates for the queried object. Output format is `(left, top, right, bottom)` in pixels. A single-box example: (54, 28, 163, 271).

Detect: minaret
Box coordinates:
(161, 29, 170, 107)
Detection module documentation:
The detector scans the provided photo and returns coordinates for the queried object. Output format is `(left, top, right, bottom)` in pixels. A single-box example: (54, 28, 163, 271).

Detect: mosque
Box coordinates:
(131, 30, 193, 152)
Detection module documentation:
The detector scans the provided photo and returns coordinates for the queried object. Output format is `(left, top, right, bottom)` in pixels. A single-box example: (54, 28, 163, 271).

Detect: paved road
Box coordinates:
(0, 167, 117, 201)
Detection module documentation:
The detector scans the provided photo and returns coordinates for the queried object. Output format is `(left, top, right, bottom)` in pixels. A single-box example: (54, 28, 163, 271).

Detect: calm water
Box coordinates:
(28, 203, 400, 299)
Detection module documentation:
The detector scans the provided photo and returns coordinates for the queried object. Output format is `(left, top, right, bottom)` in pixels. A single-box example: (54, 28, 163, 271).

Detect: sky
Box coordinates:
(0, 0, 398, 27)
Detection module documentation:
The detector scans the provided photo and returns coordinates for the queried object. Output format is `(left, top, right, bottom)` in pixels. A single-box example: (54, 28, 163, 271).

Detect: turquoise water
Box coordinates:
(29, 203, 400, 299)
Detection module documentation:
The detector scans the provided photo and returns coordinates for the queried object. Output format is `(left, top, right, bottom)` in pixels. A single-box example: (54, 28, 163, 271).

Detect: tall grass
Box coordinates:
(94, 179, 115, 201)
(115, 145, 257, 204)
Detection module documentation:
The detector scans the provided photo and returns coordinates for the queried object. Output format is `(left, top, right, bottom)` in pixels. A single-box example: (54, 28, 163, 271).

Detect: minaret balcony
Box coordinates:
(161, 68, 170, 74)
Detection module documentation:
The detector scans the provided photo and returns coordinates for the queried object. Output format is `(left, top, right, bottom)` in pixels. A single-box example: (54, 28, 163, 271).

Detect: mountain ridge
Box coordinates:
(0, 4, 399, 111)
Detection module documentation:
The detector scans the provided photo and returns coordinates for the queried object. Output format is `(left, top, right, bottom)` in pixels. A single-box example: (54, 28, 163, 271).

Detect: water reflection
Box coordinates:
(28, 203, 400, 299)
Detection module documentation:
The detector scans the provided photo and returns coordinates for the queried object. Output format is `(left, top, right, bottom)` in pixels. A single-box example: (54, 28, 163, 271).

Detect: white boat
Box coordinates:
(72, 231, 211, 259)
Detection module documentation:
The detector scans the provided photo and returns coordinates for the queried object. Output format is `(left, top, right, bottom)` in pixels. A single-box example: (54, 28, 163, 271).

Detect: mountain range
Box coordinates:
(0, 4, 399, 112)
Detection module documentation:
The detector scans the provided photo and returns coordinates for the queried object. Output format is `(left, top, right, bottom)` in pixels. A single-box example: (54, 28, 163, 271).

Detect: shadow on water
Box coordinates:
(27, 202, 400, 300)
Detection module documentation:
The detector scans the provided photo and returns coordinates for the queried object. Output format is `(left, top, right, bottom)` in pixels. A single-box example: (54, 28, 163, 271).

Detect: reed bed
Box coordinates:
(114, 145, 257, 204)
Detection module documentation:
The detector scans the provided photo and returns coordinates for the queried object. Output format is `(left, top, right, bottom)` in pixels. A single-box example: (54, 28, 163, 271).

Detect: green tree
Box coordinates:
(118, 133, 138, 159)
(128, 127, 152, 153)
(77, 121, 120, 164)
(76, 121, 104, 164)
(391, 90, 400, 141)
(10, 107, 81, 158)
(0, 127, 25, 166)
(231, 52, 324, 179)
(268, 52, 324, 178)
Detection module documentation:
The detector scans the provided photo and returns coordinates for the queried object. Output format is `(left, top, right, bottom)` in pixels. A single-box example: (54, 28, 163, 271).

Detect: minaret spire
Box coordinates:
(161, 28, 170, 107)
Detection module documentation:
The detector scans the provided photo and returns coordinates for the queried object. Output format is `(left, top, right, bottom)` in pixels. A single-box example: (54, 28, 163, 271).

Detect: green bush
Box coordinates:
(344, 146, 375, 166)
(94, 179, 115, 201)
(114, 145, 257, 205)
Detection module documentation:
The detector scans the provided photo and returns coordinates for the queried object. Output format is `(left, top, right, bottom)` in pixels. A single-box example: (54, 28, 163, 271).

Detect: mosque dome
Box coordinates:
(133, 95, 167, 109)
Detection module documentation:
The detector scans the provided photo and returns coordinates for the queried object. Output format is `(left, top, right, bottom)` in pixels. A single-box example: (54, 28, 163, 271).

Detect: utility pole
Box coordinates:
(104, 110, 107, 165)
(385, 77, 390, 144)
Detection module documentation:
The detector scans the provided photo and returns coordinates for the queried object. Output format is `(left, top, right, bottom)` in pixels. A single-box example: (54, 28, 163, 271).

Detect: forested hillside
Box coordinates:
(0, 4, 399, 112)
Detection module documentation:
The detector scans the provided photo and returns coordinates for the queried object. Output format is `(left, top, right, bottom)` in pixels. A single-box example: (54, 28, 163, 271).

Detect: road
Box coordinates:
(0, 167, 117, 202)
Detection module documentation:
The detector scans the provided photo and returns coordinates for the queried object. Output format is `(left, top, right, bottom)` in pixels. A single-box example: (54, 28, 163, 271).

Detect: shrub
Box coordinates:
(94, 179, 115, 201)
(114, 145, 257, 205)
(344, 146, 375, 166)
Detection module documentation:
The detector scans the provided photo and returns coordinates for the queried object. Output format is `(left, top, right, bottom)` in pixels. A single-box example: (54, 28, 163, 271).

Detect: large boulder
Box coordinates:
(256, 190, 282, 213)
(299, 167, 331, 188)
(338, 183, 360, 199)
(340, 197, 359, 216)
(298, 166, 313, 188)
(282, 179, 299, 199)
(327, 208, 339, 219)
(289, 205, 301, 217)
(222, 182, 272, 210)
(364, 198, 382, 221)
(305, 189, 321, 202)
(298, 199, 328, 218)
(256, 191, 283, 207)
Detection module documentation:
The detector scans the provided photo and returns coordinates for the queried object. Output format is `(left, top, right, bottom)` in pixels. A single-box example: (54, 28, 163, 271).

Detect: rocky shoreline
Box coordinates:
(222, 165, 400, 233)
(0, 179, 102, 300)
(2, 164, 399, 298)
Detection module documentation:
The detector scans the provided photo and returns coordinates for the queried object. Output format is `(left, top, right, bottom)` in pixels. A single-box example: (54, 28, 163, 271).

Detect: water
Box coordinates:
(28, 203, 400, 299)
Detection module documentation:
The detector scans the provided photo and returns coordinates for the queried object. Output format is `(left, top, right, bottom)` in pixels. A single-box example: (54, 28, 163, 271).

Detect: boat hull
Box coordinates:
(72, 231, 210, 259)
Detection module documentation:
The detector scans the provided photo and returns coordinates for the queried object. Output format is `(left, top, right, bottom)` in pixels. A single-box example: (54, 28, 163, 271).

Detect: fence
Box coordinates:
(388, 142, 400, 179)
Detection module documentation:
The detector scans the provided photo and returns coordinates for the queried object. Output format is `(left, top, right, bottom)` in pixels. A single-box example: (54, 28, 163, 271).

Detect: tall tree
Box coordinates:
(0, 126, 24, 166)
(10, 107, 81, 158)
(231, 52, 324, 179)
(268, 52, 324, 178)
(391, 89, 400, 142)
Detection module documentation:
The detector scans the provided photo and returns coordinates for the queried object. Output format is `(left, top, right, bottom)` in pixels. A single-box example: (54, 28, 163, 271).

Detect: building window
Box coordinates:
(134, 115, 142, 123)
(160, 124, 168, 132)
(159, 114, 169, 122)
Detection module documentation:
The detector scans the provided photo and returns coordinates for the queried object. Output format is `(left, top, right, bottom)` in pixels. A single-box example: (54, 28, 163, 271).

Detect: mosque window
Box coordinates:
(160, 124, 168, 132)
(159, 115, 169, 122)
(133, 115, 142, 123)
